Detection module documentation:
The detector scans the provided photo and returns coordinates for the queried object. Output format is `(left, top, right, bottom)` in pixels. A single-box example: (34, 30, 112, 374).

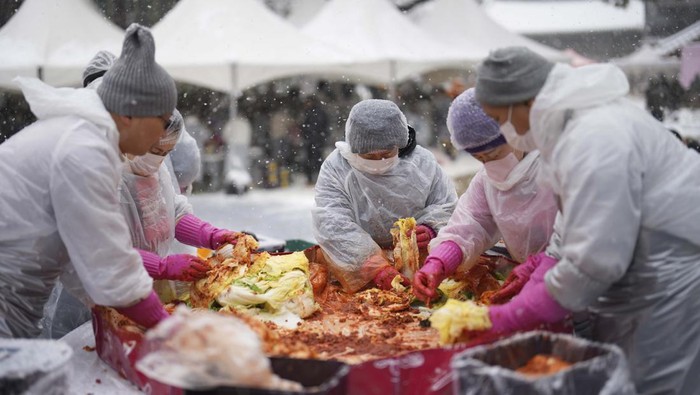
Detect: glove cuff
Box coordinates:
(488, 304, 515, 334)
(115, 291, 169, 329)
(429, 241, 463, 275)
(175, 213, 218, 249)
(488, 281, 569, 334)
(420, 257, 446, 277)
(137, 249, 165, 279)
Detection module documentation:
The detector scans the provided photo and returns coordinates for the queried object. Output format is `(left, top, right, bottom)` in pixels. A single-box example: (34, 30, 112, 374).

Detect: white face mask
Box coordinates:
(336, 142, 399, 175)
(483, 152, 519, 182)
(500, 105, 538, 152)
(130, 153, 165, 176)
(348, 154, 399, 175)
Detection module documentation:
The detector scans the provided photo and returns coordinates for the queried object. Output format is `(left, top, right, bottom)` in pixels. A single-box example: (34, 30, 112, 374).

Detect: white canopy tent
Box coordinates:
(151, 0, 376, 94)
(482, 0, 645, 36)
(302, 0, 468, 84)
(410, 0, 567, 64)
(0, 0, 124, 89)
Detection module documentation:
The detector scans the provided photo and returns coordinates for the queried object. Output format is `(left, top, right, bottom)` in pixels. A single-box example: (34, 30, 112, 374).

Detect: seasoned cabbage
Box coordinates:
(429, 299, 491, 345)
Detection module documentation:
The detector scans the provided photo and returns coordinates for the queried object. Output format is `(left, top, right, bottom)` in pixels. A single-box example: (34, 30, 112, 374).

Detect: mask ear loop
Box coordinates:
(399, 125, 417, 158)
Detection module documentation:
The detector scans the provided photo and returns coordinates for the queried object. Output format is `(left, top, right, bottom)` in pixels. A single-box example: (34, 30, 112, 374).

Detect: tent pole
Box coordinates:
(229, 64, 239, 121)
(389, 60, 397, 101)
(223, 63, 242, 190)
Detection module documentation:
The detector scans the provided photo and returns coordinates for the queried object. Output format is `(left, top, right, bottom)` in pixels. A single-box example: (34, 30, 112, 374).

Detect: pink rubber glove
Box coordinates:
(412, 225, 436, 249)
(138, 249, 211, 282)
(412, 241, 463, 302)
(489, 252, 543, 304)
(175, 213, 237, 250)
(488, 253, 569, 335)
(115, 291, 169, 329)
(374, 266, 410, 291)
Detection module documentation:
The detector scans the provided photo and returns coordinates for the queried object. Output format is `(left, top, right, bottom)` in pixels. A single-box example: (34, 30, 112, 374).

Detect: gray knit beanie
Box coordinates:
(345, 99, 409, 154)
(447, 88, 506, 153)
(97, 23, 177, 117)
(476, 46, 555, 106)
(82, 50, 116, 88)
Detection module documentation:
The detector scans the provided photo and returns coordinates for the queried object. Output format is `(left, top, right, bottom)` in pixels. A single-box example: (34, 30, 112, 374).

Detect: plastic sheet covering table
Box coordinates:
(61, 321, 142, 394)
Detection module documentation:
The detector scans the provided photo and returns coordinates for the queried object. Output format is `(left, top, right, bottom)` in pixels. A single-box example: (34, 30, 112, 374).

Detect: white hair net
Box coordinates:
(169, 129, 201, 190)
(82, 50, 116, 88)
(345, 99, 409, 154)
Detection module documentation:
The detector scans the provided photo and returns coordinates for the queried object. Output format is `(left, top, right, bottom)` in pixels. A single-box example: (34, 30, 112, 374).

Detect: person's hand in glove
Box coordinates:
(410, 224, 436, 249)
(374, 265, 410, 290)
(210, 229, 241, 249)
(138, 249, 211, 282)
(175, 213, 240, 250)
(489, 252, 547, 304)
(116, 290, 169, 329)
(412, 241, 463, 303)
(478, 253, 568, 340)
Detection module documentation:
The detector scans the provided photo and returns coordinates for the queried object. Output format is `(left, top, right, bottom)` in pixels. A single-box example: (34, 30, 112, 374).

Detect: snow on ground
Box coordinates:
(188, 186, 317, 243)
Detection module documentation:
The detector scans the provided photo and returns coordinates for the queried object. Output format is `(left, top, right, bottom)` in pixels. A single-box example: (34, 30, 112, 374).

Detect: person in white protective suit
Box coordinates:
(80, 51, 241, 273)
(40, 110, 208, 338)
(312, 99, 458, 293)
(41, 52, 240, 338)
(0, 24, 177, 338)
(411, 88, 558, 304)
(470, 46, 700, 394)
(120, 109, 214, 288)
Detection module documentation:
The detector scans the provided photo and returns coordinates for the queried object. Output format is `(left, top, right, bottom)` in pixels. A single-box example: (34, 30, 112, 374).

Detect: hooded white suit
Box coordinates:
(0, 78, 153, 338)
(536, 64, 700, 394)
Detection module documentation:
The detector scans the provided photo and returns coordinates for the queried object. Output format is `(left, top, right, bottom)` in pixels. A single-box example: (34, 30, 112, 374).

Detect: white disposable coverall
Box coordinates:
(535, 63, 700, 394)
(0, 78, 153, 338)
(120, 164, 192, 257)
(430, 151, 557, 271)
(42, 144, 194, 338)
(312, 146, 457, 292)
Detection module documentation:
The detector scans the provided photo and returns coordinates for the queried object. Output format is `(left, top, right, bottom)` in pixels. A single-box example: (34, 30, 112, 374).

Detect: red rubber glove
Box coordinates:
(456, 254, 567, 345)
(413, 258, 445, 302)
(488, 253, 568, 334)
(412, 224, 436, 249)
(374, 266, 410, 291)
(115, 291, 169, 329)
(489, 252, 542, 304)
(138, 249, 211, 282)
(412, 241, 463, 303)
